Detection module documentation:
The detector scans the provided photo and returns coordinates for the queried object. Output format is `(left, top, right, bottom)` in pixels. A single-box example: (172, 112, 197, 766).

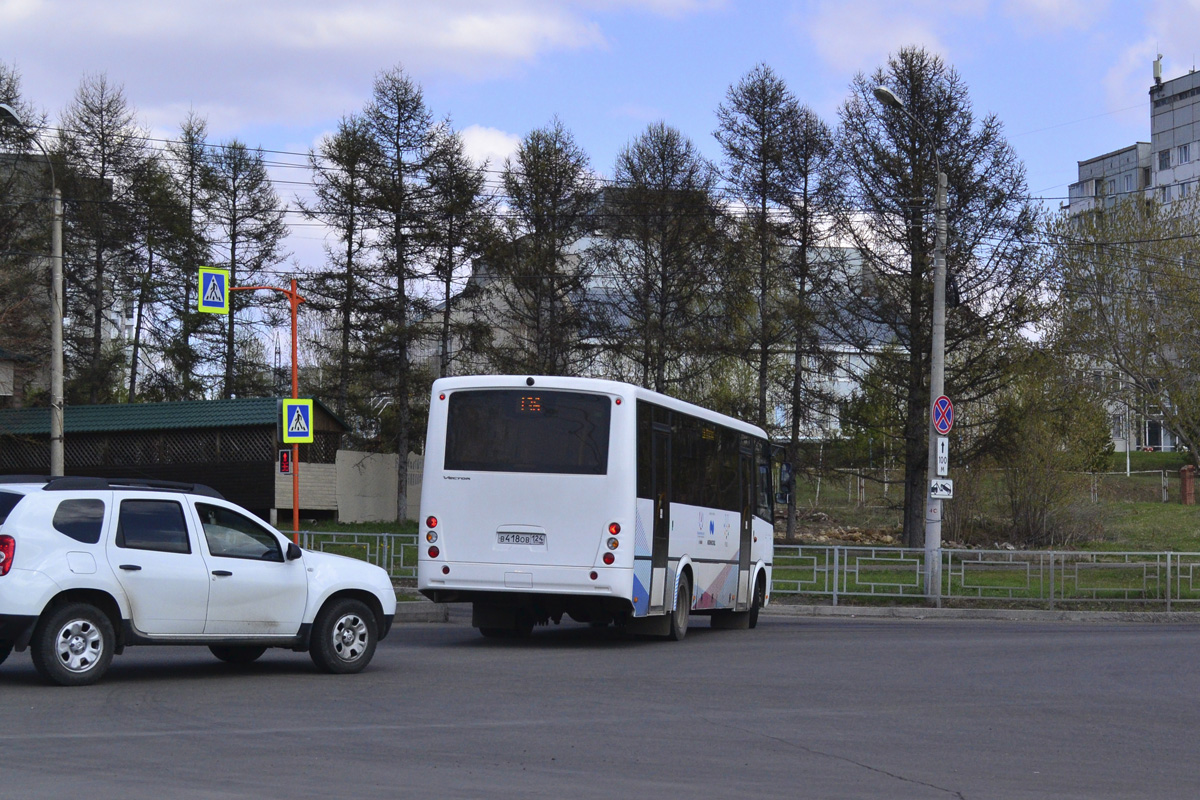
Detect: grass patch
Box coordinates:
(1105, 451, 1189, 472)
(1083, 502, 1200, 552)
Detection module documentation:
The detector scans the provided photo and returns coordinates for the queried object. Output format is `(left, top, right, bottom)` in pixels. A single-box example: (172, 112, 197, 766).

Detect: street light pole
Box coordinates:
(873, 86, 948, 603)
(0, 103, 64, 476)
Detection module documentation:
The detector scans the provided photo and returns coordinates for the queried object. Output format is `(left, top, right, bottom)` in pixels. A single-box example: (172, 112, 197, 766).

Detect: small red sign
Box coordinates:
(278, 449, 292, 475)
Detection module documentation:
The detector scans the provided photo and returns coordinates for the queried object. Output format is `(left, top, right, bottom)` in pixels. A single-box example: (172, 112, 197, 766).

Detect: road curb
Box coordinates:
(761, 604, 1200, 623)
(393, 600, 451, 623)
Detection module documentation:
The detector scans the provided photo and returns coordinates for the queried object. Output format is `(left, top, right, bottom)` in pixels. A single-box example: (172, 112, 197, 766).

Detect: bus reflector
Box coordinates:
(608, 522, 620, 535)
(602, 552, 615, 565)
(427, 516, 438, 528)
(590, 571, 598, 580)
(428, 546, 440, 559)
(442, 566, 450, 575)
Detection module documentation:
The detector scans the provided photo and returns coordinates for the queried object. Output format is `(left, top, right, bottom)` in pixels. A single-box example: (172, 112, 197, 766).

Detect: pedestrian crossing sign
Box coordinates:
(281, 399, 314, 444)
(198, 267, 230, 314)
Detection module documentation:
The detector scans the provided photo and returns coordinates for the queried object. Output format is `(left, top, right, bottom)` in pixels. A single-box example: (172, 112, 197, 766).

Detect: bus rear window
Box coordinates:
(445, 390, 611, 475)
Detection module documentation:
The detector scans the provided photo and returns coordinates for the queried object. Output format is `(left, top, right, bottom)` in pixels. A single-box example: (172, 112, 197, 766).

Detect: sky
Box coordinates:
(2, 0, 1196, 270)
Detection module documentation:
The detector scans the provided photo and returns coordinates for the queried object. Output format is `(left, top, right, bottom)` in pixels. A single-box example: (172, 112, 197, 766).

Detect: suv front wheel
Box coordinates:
(309, 598, 378, 674)
(31, 603, 116, 686)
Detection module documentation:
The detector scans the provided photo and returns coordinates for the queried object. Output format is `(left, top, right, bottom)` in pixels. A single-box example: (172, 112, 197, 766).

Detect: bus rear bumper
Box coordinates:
(418, 561, 632, 599)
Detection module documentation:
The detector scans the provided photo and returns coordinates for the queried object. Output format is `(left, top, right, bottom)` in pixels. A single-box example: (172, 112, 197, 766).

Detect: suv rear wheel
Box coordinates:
(309, 598, 378, 674)
(31, 603, 115, 686)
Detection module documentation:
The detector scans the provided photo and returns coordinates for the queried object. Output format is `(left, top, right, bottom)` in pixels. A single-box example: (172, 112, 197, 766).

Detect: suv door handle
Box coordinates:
(212, 570, 233, 577)
(118, 564, 142, 571)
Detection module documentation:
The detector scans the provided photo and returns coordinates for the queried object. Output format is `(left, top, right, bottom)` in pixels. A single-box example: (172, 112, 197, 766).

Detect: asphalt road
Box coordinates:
(3, 613, 1199, 799)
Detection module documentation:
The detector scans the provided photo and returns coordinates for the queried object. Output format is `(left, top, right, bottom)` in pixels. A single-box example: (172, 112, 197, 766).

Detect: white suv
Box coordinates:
(0, 476, 398, 686)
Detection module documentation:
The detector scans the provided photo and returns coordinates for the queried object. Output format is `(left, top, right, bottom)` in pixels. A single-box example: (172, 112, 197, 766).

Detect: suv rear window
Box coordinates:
(445, 389, 611, 475)
(53, 499, 106, 544)
(0, 491, 22, 526)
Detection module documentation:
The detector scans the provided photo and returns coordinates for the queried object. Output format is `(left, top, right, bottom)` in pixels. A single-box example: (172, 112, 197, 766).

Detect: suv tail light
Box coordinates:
(0, 535, 13, 576)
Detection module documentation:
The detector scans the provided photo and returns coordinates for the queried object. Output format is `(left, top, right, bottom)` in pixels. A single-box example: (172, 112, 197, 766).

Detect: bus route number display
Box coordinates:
(518, 395, 543, 413)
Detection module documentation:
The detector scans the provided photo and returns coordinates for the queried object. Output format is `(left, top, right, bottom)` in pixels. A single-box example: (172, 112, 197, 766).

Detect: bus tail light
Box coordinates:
(602, 552, 615, 565)
(426, 516, 438, 528)
(608, 522, 620, 535)
(0, 535, 12, 576)
(428, 545, 440, 559)
(606, 537, 619, 550)
(426, 531, 438, 543)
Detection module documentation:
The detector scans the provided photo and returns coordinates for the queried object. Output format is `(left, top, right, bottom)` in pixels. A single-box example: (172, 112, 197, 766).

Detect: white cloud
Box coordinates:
(1002, 0, 1108, 32)
(1104, 3, 1200, 112)
(460, 124, 521, 169)
(802, 0, 955, 74)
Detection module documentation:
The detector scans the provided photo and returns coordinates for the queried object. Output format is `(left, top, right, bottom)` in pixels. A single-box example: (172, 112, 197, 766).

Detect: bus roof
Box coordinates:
(431, 375, 769, 440)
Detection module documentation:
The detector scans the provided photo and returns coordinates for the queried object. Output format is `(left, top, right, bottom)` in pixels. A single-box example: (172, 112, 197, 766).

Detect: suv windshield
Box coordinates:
(0, 491, 23, 526)
(445, 389, 611, 475)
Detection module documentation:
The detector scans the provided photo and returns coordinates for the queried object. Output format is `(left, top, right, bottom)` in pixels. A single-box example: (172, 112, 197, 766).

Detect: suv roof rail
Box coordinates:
(42, 476, 225, 499)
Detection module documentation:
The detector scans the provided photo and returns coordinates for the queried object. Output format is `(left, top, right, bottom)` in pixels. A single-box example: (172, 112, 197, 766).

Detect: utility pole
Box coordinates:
(872, 87, 949, 603)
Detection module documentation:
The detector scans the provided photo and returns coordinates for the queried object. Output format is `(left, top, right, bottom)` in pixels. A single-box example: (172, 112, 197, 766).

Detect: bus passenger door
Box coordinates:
(737, 444, 754, 611)
(649, 426, 671, 614)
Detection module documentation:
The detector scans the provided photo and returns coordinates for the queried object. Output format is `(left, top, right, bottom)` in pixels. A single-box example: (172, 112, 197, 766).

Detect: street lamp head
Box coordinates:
(872, 86, 904, 111)
(0, 102, 22, 127)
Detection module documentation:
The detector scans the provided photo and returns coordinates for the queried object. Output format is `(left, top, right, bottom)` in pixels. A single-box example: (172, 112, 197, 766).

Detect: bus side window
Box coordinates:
(755, 441, 773, 520)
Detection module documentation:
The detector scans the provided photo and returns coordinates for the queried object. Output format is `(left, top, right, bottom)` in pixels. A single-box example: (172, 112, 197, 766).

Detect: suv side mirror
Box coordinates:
(286, 542, 302, 561)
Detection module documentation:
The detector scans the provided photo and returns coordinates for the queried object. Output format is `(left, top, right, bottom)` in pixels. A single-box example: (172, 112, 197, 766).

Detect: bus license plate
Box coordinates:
(497, 532, 546, 546)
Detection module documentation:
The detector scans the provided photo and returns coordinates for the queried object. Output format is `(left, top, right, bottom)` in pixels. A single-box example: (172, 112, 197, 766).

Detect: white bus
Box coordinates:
(417, 375, 774, 639)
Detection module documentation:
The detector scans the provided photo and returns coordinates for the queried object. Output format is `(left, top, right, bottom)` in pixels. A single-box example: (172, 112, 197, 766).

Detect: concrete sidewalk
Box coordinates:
(761, 602, 1200, 623)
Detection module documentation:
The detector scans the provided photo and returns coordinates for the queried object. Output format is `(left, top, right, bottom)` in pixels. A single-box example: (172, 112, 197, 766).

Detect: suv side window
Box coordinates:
(117, 499, 191, 554)
(196, 503, 283, 562)
(53, 499, 106, 544)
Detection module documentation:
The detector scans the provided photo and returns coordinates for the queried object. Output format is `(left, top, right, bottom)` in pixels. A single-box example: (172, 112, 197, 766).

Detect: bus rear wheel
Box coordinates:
(749, 576, 766, 629)
(669, 574, 691, 641)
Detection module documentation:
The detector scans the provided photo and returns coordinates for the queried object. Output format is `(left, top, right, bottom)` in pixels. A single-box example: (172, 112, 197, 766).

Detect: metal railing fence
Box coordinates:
(298, 531, 418, 583)
(298, 531, 1200, 609)
(773, 544, 1200, 608)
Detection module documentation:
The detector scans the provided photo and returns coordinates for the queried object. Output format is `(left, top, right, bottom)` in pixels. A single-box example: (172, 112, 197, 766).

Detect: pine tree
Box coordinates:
(593, 121, 725, 397)
(363, 65, 436, 520)
(715, 64, 799, 429)
(299, 113, 378, 418)
(486, 118, 598, 375)
(425, 120, 494, 378)
(835, 47, 1044, 547)
(56, 73, 145, 404)
(206, 139, 288, 399)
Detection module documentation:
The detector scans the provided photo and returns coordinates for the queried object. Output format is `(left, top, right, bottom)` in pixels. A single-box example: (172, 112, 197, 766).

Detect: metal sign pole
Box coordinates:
(220, 277, 306, 543)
